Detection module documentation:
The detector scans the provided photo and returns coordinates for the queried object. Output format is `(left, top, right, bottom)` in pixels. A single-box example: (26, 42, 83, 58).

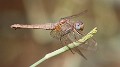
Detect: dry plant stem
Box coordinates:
(30, 27, 97, 67)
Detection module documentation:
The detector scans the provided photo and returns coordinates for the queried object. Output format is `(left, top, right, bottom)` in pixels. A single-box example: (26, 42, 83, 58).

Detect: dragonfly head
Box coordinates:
(74, 21, 84, 31)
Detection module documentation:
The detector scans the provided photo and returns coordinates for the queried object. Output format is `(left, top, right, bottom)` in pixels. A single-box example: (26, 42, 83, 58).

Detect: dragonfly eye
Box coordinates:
(75, 23, 81, 30)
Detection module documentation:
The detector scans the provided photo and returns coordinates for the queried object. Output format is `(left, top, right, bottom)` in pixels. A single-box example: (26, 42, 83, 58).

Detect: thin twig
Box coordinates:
(30, 27, 97, 67)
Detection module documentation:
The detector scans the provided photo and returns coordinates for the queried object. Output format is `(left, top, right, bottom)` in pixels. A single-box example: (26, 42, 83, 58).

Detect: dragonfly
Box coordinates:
(11, 10, 97, 60)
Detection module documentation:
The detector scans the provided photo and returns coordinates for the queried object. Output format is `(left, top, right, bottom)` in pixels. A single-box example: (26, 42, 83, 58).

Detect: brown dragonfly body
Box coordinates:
(11, 10, 97, 60)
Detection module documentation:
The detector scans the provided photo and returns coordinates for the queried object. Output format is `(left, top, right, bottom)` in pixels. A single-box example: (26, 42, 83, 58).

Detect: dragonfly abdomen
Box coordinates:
(11, 23, 55, 30)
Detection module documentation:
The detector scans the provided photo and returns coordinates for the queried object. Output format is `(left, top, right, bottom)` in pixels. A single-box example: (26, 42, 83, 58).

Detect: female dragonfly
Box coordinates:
(11, 10, 97, 60)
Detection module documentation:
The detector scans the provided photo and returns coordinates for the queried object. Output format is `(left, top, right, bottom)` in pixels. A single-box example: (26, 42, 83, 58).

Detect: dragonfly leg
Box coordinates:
(59, 37, 64, 47)
(75, 47, 87, 60)
(73, 29, 90, 48)
(59, 36, 75, 54)
(68, 31, 87, 60)
(67, 45, 75, 54)
(75, 29, 97, 46)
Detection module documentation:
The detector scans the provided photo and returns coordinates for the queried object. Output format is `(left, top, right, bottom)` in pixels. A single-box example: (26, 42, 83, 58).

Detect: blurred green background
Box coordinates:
(0, 0, 120, 67)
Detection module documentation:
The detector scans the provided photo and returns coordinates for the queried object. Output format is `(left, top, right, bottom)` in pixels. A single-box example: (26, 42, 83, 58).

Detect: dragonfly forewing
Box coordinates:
(75, 30, 97, 51)
(62, 10, 88, 19)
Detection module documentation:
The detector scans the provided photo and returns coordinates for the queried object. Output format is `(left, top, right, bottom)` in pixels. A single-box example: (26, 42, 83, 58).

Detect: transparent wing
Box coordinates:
(59, 33, 72, 45)
(58, 10, 87, 27)
(79, 38, 97, 51)
(50, 26, 97, 52)
(67, 30, 97, 59)
(50, 30, 62, 39)
(66, 31, 87, 59)
(68, 29, 97, 51)
(76, 30, 97, 51)
(62, 10, 87, 19)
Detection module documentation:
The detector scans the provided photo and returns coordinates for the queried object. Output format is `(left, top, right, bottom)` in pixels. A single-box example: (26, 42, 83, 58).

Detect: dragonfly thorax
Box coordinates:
(54, 25, 61, 31)
(51, 21, 73, 39)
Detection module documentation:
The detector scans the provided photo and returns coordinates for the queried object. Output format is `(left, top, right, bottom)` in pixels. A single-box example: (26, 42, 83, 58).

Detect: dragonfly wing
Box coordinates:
(79, 38, 97, 51)
(59, 33, 72, 45)
(67, 29, 97, 51)
(50, 30, 62, 39)
(58, 10, 87, 26)
(67, 31, 87, 59)
(72, 46, 87, 60)
(62, 10, 88, 19)
(50, 30, 72, 45)
(75, 30, 97, 51)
